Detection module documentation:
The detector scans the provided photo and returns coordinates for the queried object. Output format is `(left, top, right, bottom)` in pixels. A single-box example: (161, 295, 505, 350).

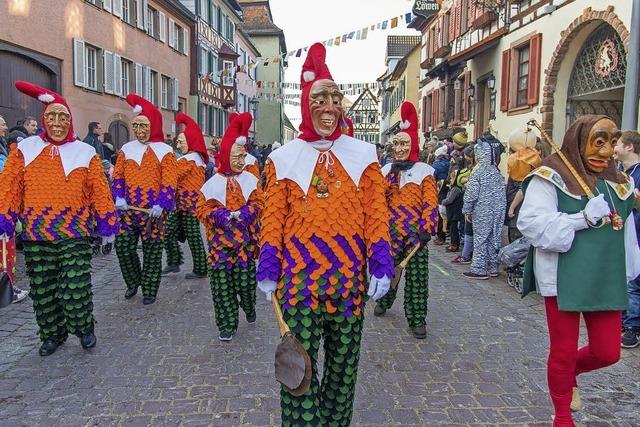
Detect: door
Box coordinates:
(108, 120, 130, 152)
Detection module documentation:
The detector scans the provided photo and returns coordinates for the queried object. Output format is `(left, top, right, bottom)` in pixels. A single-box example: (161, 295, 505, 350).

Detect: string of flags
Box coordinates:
(254, 11, 415, 66)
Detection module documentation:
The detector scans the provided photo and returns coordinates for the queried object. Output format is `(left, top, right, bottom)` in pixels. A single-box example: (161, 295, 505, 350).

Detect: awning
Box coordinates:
(447, 28, 508, 67)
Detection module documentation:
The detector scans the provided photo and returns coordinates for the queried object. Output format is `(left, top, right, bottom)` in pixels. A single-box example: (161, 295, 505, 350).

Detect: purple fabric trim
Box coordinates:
(111, 178, 126, 200)
(210, 208, 232, 229)
(95, 211, 119, 237)
(368, 239, 394, 279)
(428, 206, 439, 235)
(257, 243, 281, 282)
(0, 213, 16, 235)
(156, 185, 175, 211)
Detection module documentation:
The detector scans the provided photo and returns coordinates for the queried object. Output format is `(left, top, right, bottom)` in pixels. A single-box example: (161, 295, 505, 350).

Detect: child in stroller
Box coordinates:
(498, 237, 531, 294)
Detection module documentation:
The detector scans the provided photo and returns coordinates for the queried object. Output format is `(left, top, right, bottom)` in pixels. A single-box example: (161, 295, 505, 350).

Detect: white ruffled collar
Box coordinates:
(200, 170, 258, 207)
(18, 136, 96, 177)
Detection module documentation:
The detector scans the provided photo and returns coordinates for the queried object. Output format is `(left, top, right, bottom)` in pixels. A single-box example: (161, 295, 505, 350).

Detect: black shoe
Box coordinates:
(80, 331, 97, 349)
(374, 304, 386, 317)
(219, 331, 234, 341)
(161, 265, 180, 275)
(622, 328, 640, 348)
(463, 272, 489, 280)
(185, 272, 207, 279)
(39, 336, 64, 356)
(411, 325, 427, 339)
(143, 296, 156, 305)
(246, 313, 256, 324)
(101, 242, 112, 255)
(124, 287, 138, 299)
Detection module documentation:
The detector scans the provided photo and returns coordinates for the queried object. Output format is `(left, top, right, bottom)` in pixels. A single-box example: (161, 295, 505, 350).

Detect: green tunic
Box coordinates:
(522, 167, 634, 311)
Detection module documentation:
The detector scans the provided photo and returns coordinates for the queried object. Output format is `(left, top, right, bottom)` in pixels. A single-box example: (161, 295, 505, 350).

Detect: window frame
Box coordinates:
(515, 44, 530, 108)
(161, 75, 170, 109)
(85, 44, 99, 91)
(149, 69, 158, 105)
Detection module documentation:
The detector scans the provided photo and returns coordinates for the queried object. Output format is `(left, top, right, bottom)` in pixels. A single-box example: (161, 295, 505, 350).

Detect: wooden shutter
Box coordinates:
(172, 78, 179, 110)
(73, 39, 86, 87)
(183, 28, 189, 56)
(159, 12, 166, 42)
(104, 50, 114, 94)
(468, 0, 476, 28)
(422, 96, 427, 130)
(135, 63, 143, 95)
(463, 72, 470, 121)
(136, 0, 144, 29)
(500, 49, 510, 112)
(114, 54, 122, 96)
(113, 0, 123, 18)
(168, 18, 175, 48)
(527, 34, 543, 105)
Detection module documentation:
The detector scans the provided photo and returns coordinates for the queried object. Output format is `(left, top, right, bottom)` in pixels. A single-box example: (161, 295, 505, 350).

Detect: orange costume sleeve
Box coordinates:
(157, 152, 178, 210)
(0, 150, 25, 235)
(87, 156, 118, 236)
(256, 159, 289, 283)
(111, 151, 126, 200)
(422, 175, 439, 236)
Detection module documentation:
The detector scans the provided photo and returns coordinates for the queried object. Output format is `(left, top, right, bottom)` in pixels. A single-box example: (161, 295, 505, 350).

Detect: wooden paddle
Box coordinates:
(390, 243, 422, 290)
(271, 297, 312, 396)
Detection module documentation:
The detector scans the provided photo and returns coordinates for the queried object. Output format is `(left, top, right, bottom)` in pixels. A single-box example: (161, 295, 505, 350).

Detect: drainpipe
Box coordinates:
(622, 0, 640, 130)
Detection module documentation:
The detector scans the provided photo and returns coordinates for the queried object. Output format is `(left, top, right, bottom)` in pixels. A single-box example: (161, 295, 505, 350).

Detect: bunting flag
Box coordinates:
(252, 11, 415, 67)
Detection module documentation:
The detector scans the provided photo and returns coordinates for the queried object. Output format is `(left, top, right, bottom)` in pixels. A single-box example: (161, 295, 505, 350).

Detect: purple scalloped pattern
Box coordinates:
(111, 178, 126, 200)
(155, 186, 175, 211)
(95, 211, 120, 237)
(368, 239, 394, 279)
(257, 243, 281, 282)
(0, 213, 16, 236)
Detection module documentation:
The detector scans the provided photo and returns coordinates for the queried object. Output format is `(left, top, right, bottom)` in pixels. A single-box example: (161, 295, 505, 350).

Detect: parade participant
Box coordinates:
(196, 112, 261, 341)
(342, 116, 354, 137)
(374, 102, 438, 339)
(113, 94, 177, 305)
(461, 135, 506, 279)
(518, 115, 640, 427)
(0, 81, 117, 355)
(256, 43, 394, 426)
(162, 113, 208, 279)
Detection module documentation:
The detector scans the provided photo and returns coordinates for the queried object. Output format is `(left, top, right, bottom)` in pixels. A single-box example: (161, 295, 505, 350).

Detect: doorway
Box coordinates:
(108, 120, 130, 152)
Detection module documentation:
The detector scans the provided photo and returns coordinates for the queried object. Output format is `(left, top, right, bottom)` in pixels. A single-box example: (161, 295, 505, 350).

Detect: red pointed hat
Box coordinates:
(15, 81, 75, 145)
(298, 43, 343, 143)
(176, 113, 209, 164)
(342, 116, 354, 137)
(399, 101, 420, 162)
(125, 94, 164, 142)
(217, 112, 252, 175)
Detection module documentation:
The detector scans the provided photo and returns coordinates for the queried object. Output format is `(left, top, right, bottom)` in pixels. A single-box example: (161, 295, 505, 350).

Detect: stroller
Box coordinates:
(498, 237, 531, 294)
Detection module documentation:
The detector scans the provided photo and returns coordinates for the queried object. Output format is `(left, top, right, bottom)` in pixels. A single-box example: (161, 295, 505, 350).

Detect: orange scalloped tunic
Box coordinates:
(0, 146, 117, 240)
(245, 162, 260, 179)
(258, 154, 393, 317)
(195, 179, 263, 269)
(112, 147, 177, 240)
(386, 173, 438, 258)
(176, 157, 205, 214)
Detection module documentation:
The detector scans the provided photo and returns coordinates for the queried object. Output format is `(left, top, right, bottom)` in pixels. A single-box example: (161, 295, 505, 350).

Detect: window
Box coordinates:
(85, 45, 98, 90)
(122, 0, 130, 23)
(216, 6, 223, 34)
(223, 61, 234, 86)
(161, 75, 170, 108)
(149, 70, 157, 104)
(121, 59, 131, 94)
(515, 45, 530, 107)
(147, 6, 155, 37)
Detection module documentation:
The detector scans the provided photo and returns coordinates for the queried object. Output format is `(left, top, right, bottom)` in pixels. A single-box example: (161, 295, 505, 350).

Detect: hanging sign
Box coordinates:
(413, 0, 441, 19)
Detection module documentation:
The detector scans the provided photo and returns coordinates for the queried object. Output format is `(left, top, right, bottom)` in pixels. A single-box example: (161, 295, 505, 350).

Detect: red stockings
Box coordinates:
(544, 297, 621, 426)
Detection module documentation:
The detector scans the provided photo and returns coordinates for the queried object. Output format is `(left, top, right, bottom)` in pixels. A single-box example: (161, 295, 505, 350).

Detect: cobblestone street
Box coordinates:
(0, 245, 638, 427)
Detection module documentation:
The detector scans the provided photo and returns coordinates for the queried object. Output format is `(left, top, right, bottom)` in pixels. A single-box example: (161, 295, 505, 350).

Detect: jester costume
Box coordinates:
(518, 116, 640, 427)
(0, 81, 117, 355)
(257, 44, 393, 427)
(244, 152, 260, 178)
(196, 112, 262, 341)
(163, 113, 208, 278)
(113, 95, 177, 305)
(375, 102, 438, 339)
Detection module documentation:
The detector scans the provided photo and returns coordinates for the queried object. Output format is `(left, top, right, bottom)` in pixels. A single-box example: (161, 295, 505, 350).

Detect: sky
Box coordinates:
(268, 0, 419, 126)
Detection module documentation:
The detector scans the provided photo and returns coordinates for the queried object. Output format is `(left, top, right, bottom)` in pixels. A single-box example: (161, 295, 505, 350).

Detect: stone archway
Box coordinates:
(540, 6, 630, 138)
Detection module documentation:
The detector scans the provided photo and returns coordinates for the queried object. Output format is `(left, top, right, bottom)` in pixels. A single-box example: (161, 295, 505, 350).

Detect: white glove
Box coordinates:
(0, 233, 7, 241)
(102, 234, 115, 245)
(368, 275, 391, 301)
(115, 197, 128, 211)
(230, 210, 241, 220)
(149, 205, 164, 218)
(584, 194, 610, 224)
(438, 204, 447, 219)
(257, 280, 277, 301)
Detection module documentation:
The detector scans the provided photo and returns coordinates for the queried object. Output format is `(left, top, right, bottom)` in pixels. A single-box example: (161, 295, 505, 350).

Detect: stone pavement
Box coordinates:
(0, 244, 638, 427)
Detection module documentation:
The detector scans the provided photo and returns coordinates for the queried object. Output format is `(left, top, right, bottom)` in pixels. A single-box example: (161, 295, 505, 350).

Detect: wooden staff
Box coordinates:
(391, 243, 421, 290)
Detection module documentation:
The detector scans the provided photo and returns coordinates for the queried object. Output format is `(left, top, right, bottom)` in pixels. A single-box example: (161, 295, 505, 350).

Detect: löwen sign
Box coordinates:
(413, 0, 441, 19)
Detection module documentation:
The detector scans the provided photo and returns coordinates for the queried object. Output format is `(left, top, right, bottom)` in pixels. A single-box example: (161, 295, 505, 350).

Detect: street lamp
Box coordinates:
(467, 84, 475, 99)
(487, 75, 496, 91)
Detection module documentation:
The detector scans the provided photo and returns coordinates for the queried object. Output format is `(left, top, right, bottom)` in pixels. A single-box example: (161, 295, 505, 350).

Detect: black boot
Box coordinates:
(124, 287, 138, 299)
(185, 272, 207, 279)
(410, 325, 427, 339)
(374, 304, 386, 317)
(80, 330, 97, 349)
(161, 265, 180, 275)
(143, 296, 156, 305)
(39, 336, 65, 357)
